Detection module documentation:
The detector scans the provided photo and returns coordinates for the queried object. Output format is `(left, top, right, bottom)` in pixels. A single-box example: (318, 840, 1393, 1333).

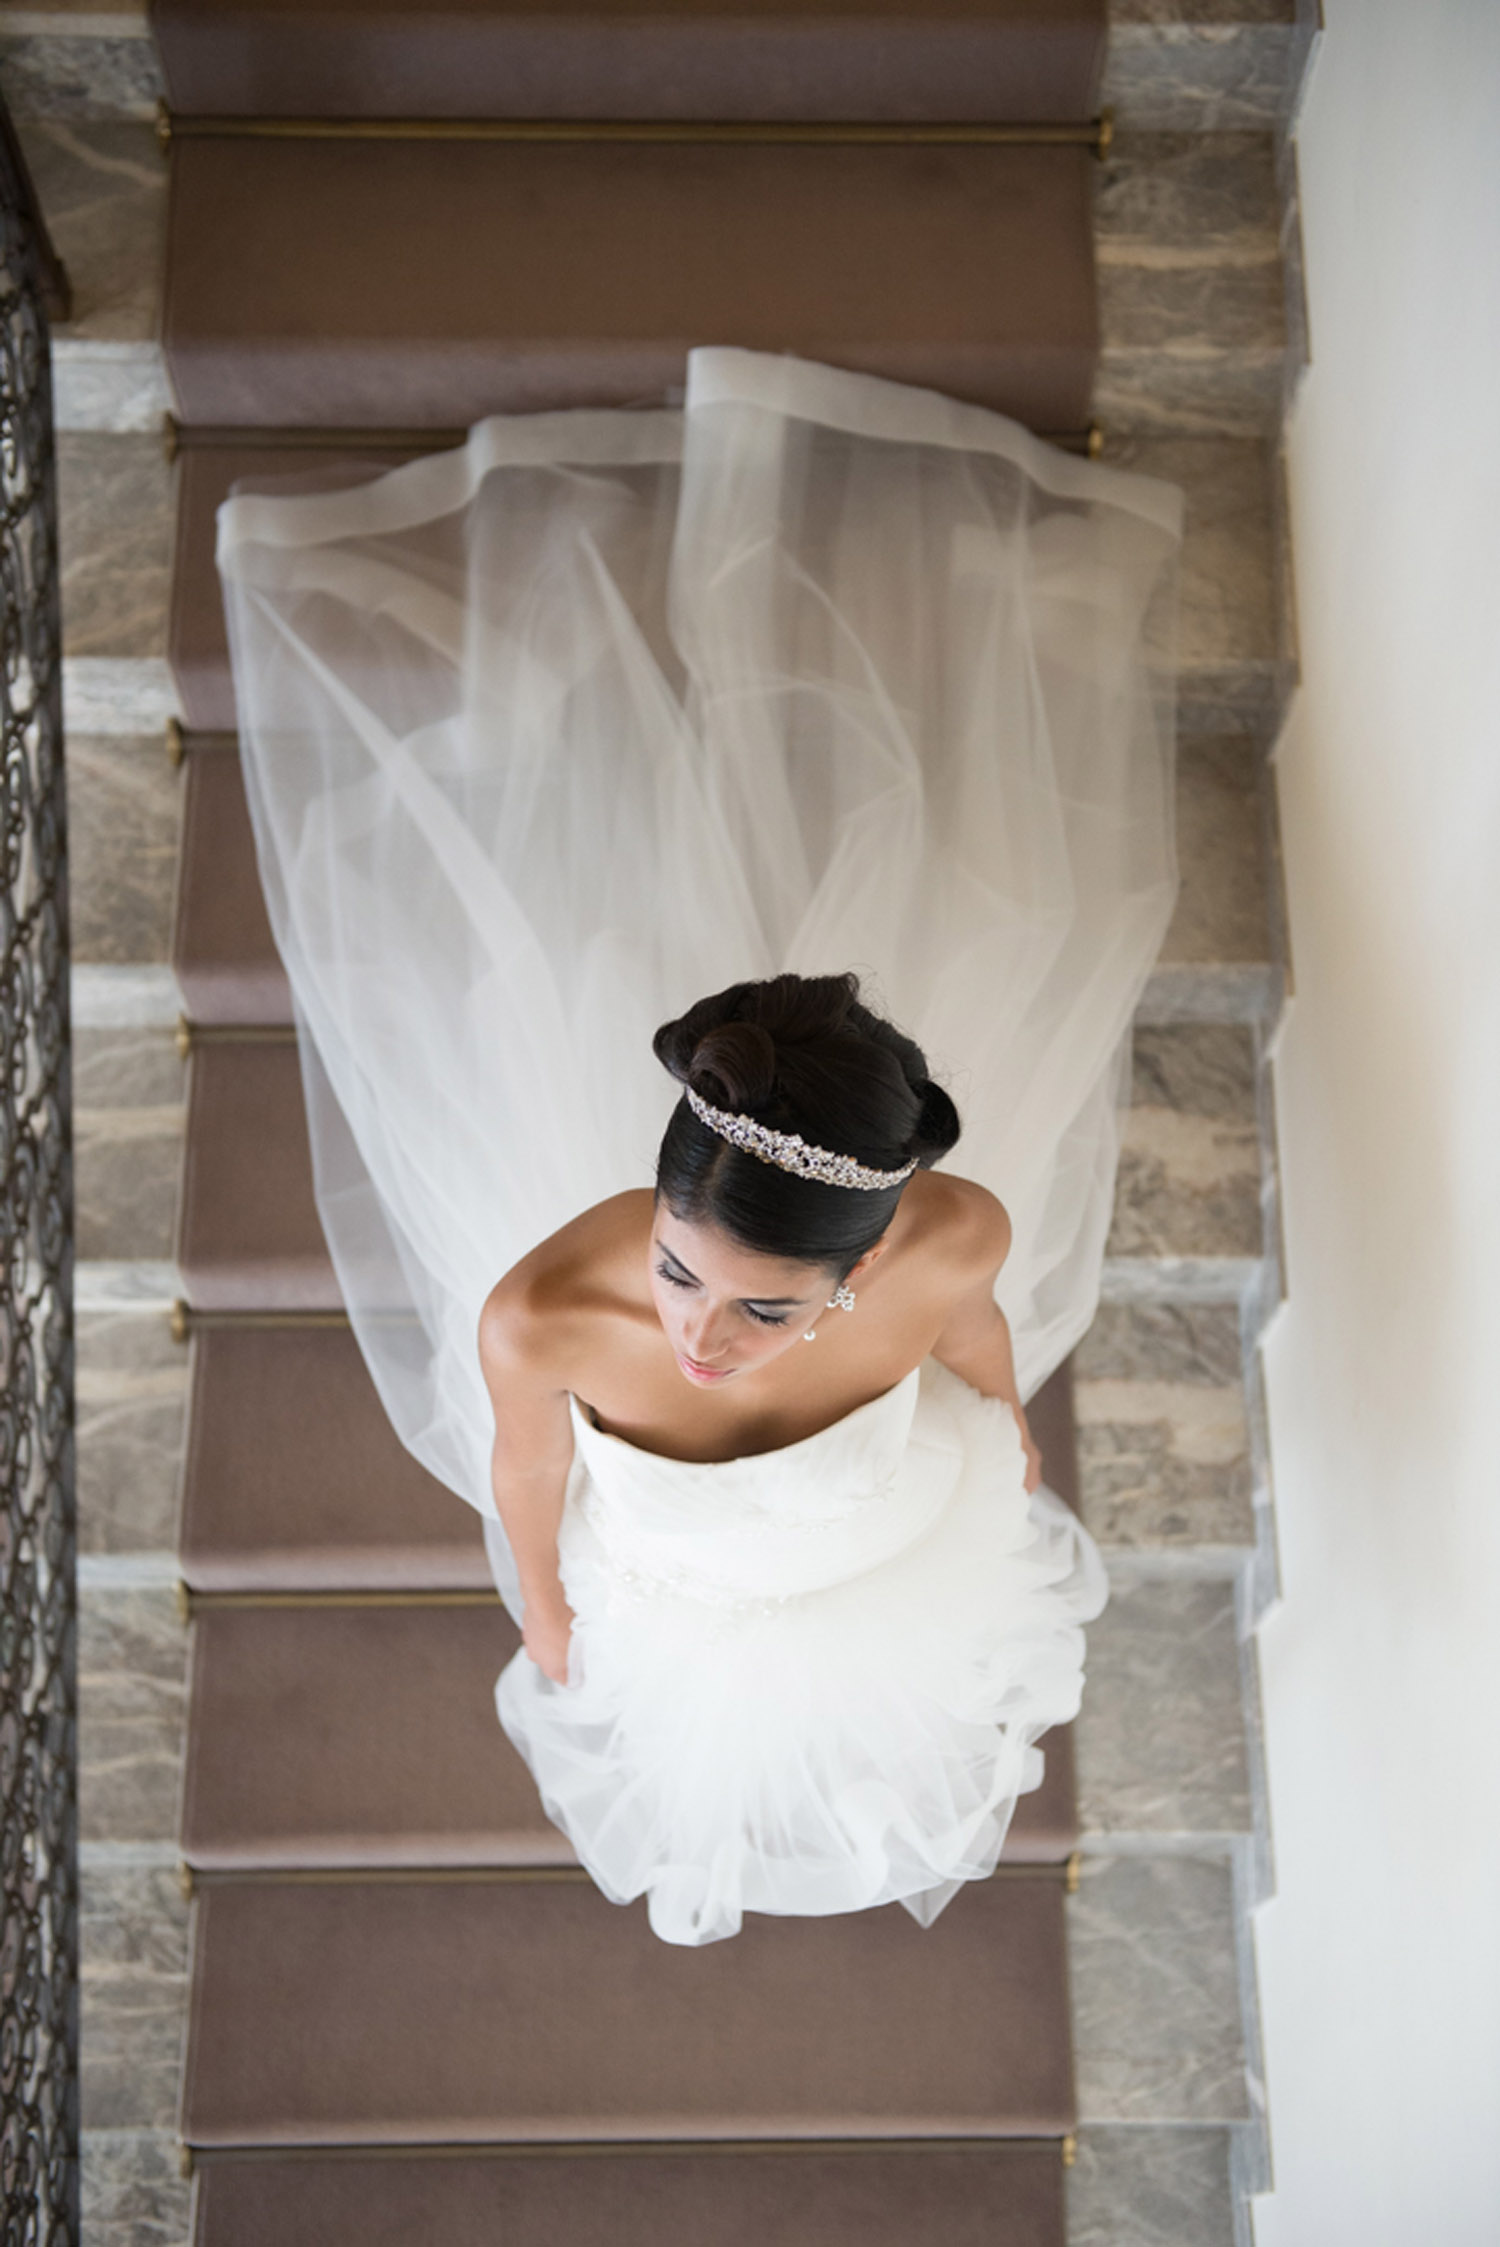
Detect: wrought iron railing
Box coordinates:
(0, 91, 77, 2247)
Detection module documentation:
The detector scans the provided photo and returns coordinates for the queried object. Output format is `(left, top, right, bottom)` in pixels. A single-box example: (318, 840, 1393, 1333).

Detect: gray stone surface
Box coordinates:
(59, 430, 172, 658)
(0, 26, 161, 121)
(1133, 1021, 1256, 1118)
(1160, 737, 1269, 968)
(67, 733, 180, 964)
(1109, 1111, 1261, 1257)
(80, 1864, 191, 2132)
(1068, 2124, 1234, 2247)
(1127, 435, 1278, 670)
(1112, 1023, 1262, 1262)
(1075, 1300, 1253, 1549)
(80, 2129, 191, 2247)
(54, 337, 173, 432)
(1112, 0, 1292, 21)
(64, 655, 179, 734)
(79, 1583, 188, 1844)
(77, 1259, 180, 1312)
(1137, 960, 1279, 1024)
(1080, 1391, 1253, 1546)
(78, 1308, 188, 1556)
(1112, 429, 1287, 737)
(1171, 668, 1285, 742)
(1096, 133, 1284, 435)
(74, 964, 182, 1029)
(1104, 20, 1300, 134)
(75, 1027, 185, 1263)
(1069, 1854, 1249, 2122)
(1077, 1578, 1250, 1833)
(12, 117, 164, 341)
(76, 1122, 180, 1259)
(1077, 1297, 1242, 1384)
(75, 1023, 185, 1107)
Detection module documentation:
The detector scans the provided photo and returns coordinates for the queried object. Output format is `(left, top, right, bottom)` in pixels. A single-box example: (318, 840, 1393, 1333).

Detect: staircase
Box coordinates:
(7, 0, 1316, 2237)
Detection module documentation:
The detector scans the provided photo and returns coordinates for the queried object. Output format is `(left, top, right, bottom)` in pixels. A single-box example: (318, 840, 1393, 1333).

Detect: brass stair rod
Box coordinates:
(165, 719, 235, 763)
(181, 2135, 1076, 2164)
(176, 1017, 296, 1050)
(169, 1299, 354, 1342)
(182, 1856, 1079, 1888)
(159, 104, 1112, 155)
(165, 414, 1105, 460)
(180, 1584, 504, 1613)
(181, 2135, 1076, 2169)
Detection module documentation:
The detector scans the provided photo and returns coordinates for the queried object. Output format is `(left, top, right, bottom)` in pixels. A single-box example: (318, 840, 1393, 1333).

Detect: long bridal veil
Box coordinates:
(216, 347, 1183, 1611)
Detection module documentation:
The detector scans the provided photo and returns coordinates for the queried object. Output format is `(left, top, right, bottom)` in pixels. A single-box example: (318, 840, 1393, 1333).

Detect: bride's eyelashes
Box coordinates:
(655, 1262, 790, 1329)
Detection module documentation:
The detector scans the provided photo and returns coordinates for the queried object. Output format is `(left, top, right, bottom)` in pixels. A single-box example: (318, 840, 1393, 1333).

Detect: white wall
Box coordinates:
(1253, 3, 1500, 2240)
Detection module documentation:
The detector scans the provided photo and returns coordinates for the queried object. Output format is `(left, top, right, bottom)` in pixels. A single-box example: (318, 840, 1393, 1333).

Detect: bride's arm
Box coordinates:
(927, 1190, 1043, 1493)
(477, 1285, 579, 1685)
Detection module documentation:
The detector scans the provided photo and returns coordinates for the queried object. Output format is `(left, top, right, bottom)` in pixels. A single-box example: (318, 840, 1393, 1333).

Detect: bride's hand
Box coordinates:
(1015, 1407, 1043, 1495)
(522, 1594, 576, 1685)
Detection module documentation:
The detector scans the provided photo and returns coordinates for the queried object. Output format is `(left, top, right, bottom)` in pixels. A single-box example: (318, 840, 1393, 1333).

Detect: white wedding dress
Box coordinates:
(216, 346, 1183, 1946)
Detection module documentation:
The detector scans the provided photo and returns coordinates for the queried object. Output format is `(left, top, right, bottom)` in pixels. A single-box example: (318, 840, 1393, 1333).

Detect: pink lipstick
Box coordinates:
(678, 1353, 732, 1385)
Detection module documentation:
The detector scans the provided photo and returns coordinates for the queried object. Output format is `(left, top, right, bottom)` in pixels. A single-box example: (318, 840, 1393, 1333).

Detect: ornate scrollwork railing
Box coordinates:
(0, 91, 77, 2247)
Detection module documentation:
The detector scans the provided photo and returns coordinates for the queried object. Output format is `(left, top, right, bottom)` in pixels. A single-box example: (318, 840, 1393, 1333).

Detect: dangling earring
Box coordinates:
(806, 1284, 856, 1340)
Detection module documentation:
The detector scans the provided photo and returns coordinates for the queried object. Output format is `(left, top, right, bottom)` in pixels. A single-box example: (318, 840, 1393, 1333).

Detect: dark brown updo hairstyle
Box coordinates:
(653, 972, 961, 1277)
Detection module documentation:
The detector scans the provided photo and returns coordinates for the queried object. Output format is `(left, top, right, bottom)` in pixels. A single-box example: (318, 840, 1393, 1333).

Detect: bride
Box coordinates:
(215, 345, 1183, 1947)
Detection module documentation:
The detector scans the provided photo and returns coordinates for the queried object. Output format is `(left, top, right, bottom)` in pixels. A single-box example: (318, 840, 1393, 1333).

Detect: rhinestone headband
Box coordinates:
(684, 1085, 919, 1192)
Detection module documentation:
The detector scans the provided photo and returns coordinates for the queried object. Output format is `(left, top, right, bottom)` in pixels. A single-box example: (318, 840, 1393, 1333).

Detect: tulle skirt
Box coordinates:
(495, 1363, 1109, 1946)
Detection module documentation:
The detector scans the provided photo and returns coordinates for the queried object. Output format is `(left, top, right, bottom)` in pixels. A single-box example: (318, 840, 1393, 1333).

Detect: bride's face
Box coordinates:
(649, 1206, 835, 1386)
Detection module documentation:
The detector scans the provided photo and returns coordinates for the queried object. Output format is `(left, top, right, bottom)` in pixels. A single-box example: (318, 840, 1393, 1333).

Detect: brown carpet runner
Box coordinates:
(182, 1875, 1073, 2144)
(182, 1596, 1079, 1870)
(179, 1324, 490, 1593)
(157, 0, 1108, 2231)
(162, 137, 1096, 429)
(151, 0, 1105, 126)
(190, 2142, 1065, 2247)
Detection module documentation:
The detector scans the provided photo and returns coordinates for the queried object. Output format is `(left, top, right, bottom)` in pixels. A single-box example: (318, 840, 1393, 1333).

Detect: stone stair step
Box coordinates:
(176, 1023, 1264, 1313)
(180, 1872, 1075, 2145)
(1094, 129, 1285, 436)
(169, 442, 420, 735)
(1101, 4, 1310, 137)
(178, 1322, 489, 1592)
(172, 744, 286, 1025)
(181, 1602, 566, 1869)
(172, 731, 1275, 1031)
(1074, 1299, 1255, 1555)
(37, 121, 1293, 443)
(167, 433, 1282, 736)
(1107, 428, 1289, 738)
(162, 138, 1096, 431)
(151, 0, 1104, 125)
(180, 1600, 1079, 1870)
(175, 1037, 333, 1311)
(1076, 1575, 1250, 1838)
(1111, 1020, 1264, 1269)
(1153, 735, 1278, 1021)
(173, 1294, 1084, 1597)
(190, 2141, 1064, 2247)
(5, 4, 1313, 139)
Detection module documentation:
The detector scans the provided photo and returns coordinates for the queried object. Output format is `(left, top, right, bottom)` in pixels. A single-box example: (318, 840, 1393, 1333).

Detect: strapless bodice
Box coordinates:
(570, 1365, 921, 1511)
(560, 1361, 1001, 1607)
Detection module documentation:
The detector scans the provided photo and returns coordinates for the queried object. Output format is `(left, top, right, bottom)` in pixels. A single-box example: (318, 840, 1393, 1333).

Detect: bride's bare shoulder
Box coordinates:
(478, 1190, 652, 1372)
(902, 1169, 1012, 1277)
